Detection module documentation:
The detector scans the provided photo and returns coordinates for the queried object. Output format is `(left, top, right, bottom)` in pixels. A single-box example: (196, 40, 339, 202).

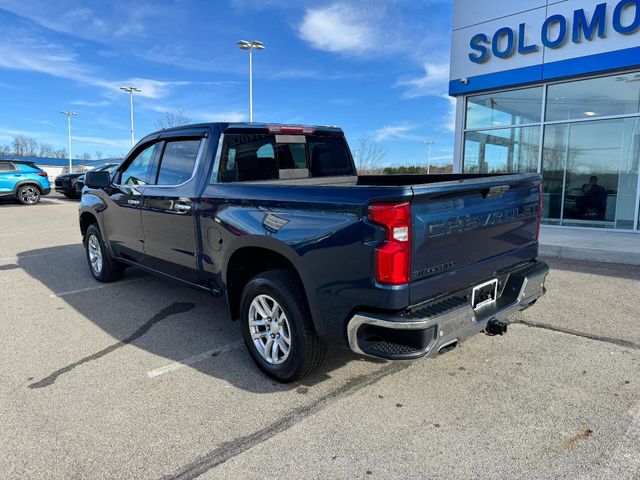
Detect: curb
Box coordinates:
(539, 244, 640, 266)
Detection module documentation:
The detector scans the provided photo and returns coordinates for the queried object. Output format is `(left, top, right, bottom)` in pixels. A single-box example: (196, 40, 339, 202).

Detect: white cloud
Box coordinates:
(395, 63, 450, 99)
(71, 99, 111, 107)
(298, 4, 375, 55)
(395, 62, 456, 133)
(0, 27, 202, 100)
(103, 78, 192, 99)
(374, 124, 419, 142)
(297, 3, 450, 61)
(443, 96, 457, 133)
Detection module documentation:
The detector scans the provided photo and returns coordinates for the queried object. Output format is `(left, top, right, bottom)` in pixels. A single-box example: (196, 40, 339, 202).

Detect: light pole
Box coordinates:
(236, 40, 265, 122)
(120, 86, 142, 146)
(422, 140, 436, 174)
(60, 111, 77, 173)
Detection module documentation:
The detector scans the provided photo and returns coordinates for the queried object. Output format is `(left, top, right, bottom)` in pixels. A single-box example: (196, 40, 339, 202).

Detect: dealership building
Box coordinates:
(450, 0, 640, 233)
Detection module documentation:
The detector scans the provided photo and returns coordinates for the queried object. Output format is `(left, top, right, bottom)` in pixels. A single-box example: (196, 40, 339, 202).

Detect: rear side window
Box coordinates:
(218, 133, 353, 183)
(308, 136, 353, 177)
(0, 163, 16, 172)
(155, 140, 201, 185)
(221, 134, 277, 182)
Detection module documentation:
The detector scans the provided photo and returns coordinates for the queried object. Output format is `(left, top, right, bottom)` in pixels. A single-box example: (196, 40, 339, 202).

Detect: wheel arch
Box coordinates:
(80, 211, 99, 236)
(225, 246, 308, 321)
(13, 181, 43, 195)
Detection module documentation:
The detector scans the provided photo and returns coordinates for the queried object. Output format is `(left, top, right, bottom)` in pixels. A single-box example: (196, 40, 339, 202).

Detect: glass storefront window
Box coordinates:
(462, 70, 640, 231)
(466, 87, 543, 129)
(546, 73, 640, 122)
(542, 118, 640, 229)
(463, 126, 540, 174)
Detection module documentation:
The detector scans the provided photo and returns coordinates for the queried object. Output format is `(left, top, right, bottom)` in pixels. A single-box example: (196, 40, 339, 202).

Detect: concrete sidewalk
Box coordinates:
(539, 225, 640, 265)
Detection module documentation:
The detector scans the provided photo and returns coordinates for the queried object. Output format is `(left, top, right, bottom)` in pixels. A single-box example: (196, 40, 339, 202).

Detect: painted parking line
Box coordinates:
(146, 340, 245, 378)
(49, 278, 142, 298)
(0, 252, 60, 262)
(0, 227, 76, 238)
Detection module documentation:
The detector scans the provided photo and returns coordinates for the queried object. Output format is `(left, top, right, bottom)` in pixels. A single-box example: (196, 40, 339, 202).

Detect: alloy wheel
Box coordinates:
(19, 186, 39, 204)
(87, 234, 103, 274)
(248, 294, 291, 365)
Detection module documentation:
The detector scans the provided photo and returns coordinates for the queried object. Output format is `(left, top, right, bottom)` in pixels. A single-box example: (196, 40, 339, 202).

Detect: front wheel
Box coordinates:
(240, 269, 327, 382)
(83, 224, 125, 282)
(16, 185, 41, 205)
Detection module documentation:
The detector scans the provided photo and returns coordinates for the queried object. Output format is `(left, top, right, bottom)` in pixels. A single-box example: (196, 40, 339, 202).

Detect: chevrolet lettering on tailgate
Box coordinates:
(428, 203, 539, 238)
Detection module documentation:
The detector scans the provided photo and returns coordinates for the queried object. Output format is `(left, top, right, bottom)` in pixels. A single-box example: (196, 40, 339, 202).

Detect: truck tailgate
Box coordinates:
(409, 174, 541, 305)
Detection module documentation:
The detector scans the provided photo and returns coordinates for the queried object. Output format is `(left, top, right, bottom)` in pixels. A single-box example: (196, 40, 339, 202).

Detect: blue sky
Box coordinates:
(0, 0, 454, 166)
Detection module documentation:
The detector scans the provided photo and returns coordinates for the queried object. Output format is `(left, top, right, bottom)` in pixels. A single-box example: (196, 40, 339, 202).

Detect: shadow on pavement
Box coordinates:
(16, 244, 379, 394)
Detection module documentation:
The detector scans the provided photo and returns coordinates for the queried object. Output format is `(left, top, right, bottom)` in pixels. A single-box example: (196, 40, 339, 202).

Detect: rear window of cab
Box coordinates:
(218, 134, 354, 182)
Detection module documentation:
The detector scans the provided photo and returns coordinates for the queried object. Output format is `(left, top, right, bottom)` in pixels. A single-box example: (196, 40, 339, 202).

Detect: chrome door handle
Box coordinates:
(174, 203, 192, 212)
(128, 199, 141, 206)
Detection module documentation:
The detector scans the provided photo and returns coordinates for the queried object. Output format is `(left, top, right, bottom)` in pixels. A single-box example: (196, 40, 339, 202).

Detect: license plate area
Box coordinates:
(471, 279, 498, 310)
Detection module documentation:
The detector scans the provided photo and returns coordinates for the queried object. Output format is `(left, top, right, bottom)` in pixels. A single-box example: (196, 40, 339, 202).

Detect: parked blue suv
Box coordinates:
(0, 160, 51, 205)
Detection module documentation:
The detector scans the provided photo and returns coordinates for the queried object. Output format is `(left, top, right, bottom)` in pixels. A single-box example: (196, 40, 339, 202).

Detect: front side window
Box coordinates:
(155, 140, 201, 185)
(0, 163, 16, 172)
(119, 144, 157, 186)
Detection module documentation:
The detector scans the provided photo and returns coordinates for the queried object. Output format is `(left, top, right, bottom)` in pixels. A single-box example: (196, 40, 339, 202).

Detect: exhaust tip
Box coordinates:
(438, 339, 458, 355)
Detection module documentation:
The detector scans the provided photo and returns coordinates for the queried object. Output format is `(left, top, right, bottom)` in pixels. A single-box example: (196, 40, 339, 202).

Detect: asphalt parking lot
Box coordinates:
(1, 192, 639, 479)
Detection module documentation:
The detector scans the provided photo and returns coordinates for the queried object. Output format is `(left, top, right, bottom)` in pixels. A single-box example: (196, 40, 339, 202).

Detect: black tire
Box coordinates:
(240, 269, 327, 382)
(64, 192, 80, 199)
(83, 224, 125, 282)
(16, 184, 41, 205)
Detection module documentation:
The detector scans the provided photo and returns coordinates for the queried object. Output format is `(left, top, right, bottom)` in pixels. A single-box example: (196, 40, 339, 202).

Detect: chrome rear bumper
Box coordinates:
(347, 260, 549, 360)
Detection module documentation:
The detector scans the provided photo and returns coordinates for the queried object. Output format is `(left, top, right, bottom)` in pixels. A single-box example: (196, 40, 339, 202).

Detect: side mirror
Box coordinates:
(85, 171, 111, 189)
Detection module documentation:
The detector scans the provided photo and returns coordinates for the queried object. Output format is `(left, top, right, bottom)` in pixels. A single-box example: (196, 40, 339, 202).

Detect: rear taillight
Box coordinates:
(368, 202, 411, 285)
(37, 172, 48, 177)
(536, 184, 543, 241)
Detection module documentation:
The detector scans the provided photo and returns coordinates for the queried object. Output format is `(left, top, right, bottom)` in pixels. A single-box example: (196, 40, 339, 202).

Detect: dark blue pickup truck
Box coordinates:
(80, 123, 548, 382)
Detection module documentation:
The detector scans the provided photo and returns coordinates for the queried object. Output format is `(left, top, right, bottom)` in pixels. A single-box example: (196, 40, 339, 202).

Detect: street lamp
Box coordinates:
(236, 40, 265, 122)
(120, 86, 142, 146)
(422, 140, 436, 174)
(60, 111, 77, 173)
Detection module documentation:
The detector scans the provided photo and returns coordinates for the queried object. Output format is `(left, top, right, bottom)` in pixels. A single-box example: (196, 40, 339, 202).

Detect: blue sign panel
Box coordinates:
(449, 0, 640, 95)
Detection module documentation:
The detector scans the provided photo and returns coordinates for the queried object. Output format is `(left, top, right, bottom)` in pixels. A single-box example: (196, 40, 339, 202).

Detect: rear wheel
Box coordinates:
(240, 269, 327, 382)
(83, 224, 125, 282)
(16, 185, 41, 205)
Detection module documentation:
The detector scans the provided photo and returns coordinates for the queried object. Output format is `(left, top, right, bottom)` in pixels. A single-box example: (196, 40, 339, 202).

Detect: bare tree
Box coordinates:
(0, 145, 10, 155)
(12, 135, 38, 156)
(25, 137, 37, 156)
(39, 143, 55, 158)
(53, 148, 68, 159)
(353, 134, 386, 174)
(155, 109, 191, 130)
(94, 151, 103, 160)
(79, 152, 92, 160)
